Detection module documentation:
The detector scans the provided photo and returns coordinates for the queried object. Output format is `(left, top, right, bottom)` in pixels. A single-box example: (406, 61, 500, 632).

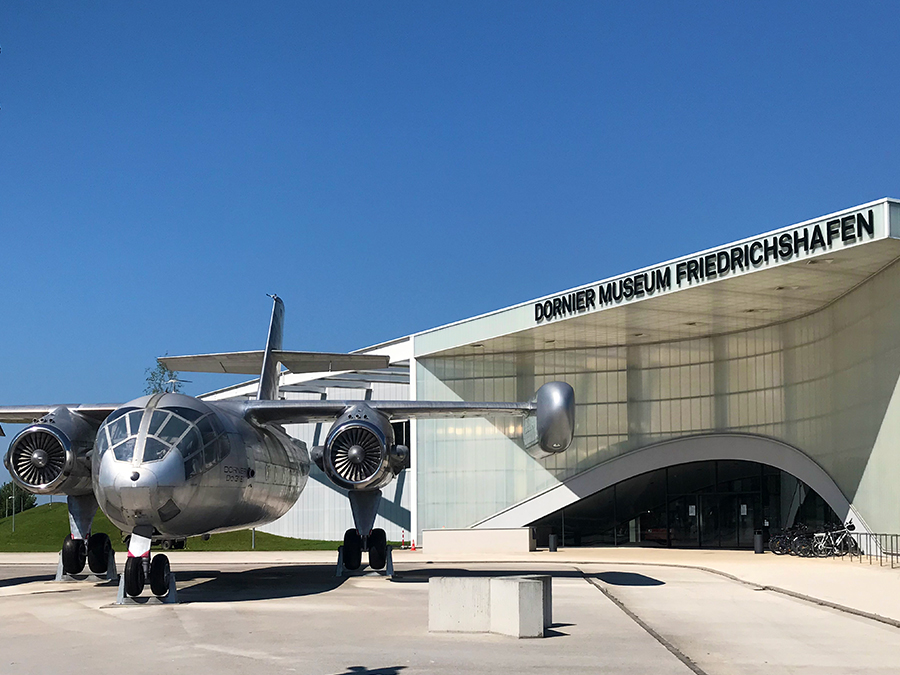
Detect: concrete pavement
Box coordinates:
(1, 547, 899, 674)
(8, 546, 897, 625)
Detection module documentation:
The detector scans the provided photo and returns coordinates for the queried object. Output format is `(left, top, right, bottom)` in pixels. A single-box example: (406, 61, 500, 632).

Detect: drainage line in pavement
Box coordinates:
(568, 559, 900, 632)
(581, 572, 709, 675)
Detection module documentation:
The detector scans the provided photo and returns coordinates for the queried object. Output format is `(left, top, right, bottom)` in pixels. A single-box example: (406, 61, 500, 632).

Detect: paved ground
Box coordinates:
(1, 548, 899, 674)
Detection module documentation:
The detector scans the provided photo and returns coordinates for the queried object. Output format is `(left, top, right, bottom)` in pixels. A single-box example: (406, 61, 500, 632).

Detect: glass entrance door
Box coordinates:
(737, 495, 760, 547)
(668, 495, 699, 547)
(718, 495, 739, 547)
(699, 494, 718, 547)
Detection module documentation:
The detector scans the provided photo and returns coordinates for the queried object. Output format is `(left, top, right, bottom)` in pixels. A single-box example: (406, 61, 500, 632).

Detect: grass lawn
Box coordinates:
(0, 502, 340, 552)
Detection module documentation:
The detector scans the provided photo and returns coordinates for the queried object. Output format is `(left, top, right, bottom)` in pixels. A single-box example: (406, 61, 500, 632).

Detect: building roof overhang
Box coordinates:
(414, 198, 900, 358)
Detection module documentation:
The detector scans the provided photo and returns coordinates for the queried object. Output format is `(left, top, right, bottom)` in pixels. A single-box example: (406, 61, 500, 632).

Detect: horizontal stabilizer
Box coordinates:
(159, 350, 390, 375)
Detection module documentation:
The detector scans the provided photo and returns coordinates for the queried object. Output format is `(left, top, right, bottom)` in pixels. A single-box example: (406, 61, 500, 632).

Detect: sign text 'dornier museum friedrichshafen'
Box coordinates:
(534, 208, 878, 324)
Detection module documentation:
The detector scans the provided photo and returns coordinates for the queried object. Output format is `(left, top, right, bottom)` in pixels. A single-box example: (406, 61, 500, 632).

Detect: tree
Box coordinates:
(144, 357, 183, 395)
(1, 481, 37, 517)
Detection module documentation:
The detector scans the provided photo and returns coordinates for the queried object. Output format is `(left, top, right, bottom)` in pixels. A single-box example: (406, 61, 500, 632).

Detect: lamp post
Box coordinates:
(5, 495, 10, 519)
(10, 484, 15, 533)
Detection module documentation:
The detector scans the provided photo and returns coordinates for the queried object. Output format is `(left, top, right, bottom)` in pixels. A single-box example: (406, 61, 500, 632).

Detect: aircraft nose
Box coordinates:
(116, 467, 159, 513)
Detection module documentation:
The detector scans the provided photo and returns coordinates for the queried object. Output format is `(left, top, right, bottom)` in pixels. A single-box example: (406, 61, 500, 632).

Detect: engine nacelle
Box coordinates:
(535, 381, 575, 453)
(523, 381, 576, 457)
(314, 404, 407, 491)
(3, 406, 96, 495)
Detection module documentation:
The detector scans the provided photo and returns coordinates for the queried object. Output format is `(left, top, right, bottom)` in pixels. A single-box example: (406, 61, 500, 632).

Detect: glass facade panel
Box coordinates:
(717, 460, 761, 493)
(668, 461, 715, 495)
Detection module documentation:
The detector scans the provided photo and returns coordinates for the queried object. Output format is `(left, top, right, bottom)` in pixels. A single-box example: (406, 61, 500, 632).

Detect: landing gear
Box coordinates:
(116, 529, 178, 603)
(343, 529, 362, 571)
(124, 557, 145, 597)
(120, 553, 176, 601)
(87, 533, 112, 574)
(368, 528, 387, 570)
(62, 535, 87, 574)
(59, 494, 100, 578)
(337, 490, 393, 576)
(149, 554, 171, 597)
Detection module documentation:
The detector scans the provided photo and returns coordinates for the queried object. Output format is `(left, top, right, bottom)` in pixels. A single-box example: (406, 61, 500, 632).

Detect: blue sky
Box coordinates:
(1, 2, 899, 484)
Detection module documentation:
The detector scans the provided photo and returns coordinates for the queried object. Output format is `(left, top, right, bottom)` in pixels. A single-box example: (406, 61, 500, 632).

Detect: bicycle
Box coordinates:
(811, 521, 858, 557)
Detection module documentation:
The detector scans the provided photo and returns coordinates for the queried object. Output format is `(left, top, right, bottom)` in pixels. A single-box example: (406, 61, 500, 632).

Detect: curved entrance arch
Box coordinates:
(475, 433, 870, 534)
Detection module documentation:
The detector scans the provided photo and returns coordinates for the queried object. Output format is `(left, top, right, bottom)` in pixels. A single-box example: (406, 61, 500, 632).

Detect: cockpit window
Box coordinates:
(105, 407, 137, 425)
(156, 415, 189, 446)
(108, 416, 129, 446)
(182, 413, 229, 479)
(98, 405, 229, 469)
(142, 437, 169, 462)
(148, 410, 169, 436)
(180, 426, 202, 458)
(142, 408, 193, 462)
(95, 427, 110, 457)
(127, 411, 144, 436)
(164, 406, 205, 422)
(113, 438, 136, 462)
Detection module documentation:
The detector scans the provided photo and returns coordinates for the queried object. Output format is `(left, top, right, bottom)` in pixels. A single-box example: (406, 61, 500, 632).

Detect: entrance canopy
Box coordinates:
(414, 199, 900, 358)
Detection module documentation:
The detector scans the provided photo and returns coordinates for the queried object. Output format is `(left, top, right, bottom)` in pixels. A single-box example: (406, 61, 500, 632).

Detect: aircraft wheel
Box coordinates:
(161, 539, 173, 551)
(124, 556, 145, 597)
(62, 535, 86, 575)
(368, 528, 387, 570)
(149, 554, 171, 597)
(342, 529, 362, 571)
(87, 533, 112, 574)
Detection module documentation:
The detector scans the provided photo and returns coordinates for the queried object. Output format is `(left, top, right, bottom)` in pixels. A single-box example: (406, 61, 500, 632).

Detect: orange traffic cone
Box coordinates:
(411, 539, 416, 551)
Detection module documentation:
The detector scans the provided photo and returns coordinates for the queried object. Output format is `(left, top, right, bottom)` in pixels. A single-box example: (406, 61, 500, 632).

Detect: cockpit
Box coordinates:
(96, 404, 230, 479)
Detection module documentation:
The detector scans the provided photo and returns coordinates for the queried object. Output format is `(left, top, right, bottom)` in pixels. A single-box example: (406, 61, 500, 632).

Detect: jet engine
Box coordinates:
(312, 404, 408, 491)
(3, 406, 96, 495)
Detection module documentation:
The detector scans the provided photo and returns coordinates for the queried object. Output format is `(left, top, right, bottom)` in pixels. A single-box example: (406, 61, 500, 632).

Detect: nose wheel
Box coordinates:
(124, 554, 172, 598)
(149, 554, 171, 596)
(119, 530, 177, 602)
(124, 557, 145, 597)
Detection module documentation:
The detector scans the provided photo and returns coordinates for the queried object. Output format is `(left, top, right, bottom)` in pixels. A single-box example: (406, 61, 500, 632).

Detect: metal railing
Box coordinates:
(849, 533, 900, 569)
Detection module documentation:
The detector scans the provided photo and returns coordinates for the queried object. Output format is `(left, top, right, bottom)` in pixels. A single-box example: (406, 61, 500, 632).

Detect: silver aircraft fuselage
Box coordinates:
(93, 392, 309, 538)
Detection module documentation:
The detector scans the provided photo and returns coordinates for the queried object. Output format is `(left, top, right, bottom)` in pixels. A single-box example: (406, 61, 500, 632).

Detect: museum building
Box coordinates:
(206, 198, 900, 549)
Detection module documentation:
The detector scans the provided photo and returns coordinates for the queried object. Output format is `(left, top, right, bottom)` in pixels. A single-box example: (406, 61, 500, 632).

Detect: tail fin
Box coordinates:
(257, 294, 285, 400)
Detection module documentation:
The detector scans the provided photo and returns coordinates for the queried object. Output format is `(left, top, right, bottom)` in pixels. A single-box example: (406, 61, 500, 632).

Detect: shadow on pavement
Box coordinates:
(391, 567, 585, 583)
(593, 571, 664, 586)
(175, 564, 347, 602)
(0, 572, 55, 588)
(332, 667, 407, 675)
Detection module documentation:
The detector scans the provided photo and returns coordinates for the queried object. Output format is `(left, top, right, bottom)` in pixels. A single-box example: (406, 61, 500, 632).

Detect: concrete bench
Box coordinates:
(428, 575, 551, 638)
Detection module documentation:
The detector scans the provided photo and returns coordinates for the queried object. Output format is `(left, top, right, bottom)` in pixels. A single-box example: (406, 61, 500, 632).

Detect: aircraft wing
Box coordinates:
(234, 399, 536, 426)
(159, 351, 390, 375)
(0, 404, 121, 433)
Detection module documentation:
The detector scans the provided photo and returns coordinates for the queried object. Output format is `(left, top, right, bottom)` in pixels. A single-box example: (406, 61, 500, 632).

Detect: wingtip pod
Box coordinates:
(536, 381, 575, 453)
